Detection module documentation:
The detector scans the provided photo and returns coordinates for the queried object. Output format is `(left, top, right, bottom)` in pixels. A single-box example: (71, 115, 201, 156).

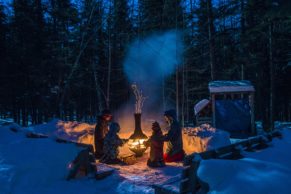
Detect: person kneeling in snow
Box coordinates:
(145, 121, 165, 168)
(67, 146, 96, 180)
(94, 109, 112, 159)
(162, 109, 185, 162)
(100, 122, 127, 164)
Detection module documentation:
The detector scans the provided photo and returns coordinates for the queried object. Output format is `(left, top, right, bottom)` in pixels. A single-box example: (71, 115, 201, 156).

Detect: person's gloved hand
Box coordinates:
(152, 121, 161, 132)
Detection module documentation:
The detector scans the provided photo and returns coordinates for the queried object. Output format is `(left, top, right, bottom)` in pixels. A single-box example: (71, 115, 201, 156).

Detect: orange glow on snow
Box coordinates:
(56, 120, 212, 156)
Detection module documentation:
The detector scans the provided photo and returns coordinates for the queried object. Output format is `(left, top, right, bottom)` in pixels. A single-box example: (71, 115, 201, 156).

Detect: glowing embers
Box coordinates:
(128, 138, 148, 157)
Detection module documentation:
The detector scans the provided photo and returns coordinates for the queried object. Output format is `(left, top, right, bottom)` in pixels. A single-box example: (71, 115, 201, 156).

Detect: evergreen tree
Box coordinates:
(47, 0, 79, 118)
(139, 0, 164, 34)
(0, 3, 6, 64)
(162, 0, 184, 30)
(109, 0, 132, 110)
(78, 0, 106, 118)
(0, 3, 7, 114)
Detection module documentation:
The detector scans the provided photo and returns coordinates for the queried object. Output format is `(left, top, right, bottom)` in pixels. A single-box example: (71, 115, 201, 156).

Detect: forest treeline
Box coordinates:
(0, 0, 290, 131)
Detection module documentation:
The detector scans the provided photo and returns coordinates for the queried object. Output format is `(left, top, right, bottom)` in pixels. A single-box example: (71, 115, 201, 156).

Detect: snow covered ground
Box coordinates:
(198, 127, 291, 194)
(0, 120, 290, 194)
(0, 122, 183, 194)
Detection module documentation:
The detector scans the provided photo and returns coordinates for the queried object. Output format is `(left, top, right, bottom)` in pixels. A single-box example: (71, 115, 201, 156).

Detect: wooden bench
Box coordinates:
(153, 130, 282, 194)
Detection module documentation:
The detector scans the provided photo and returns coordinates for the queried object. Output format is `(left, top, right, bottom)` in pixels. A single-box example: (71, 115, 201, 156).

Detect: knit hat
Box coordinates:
(101, 109, 112, 116)
(152, 121, 161, 132)
(164, 109, 177, 119)
(107, 122, 120, 137)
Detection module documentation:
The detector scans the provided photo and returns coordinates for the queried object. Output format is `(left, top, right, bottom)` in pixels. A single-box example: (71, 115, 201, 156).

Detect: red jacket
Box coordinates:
(147, 130, 164, 162)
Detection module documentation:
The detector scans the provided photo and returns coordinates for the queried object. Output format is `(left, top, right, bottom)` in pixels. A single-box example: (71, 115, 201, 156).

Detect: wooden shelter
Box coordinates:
(209, 80, 256, 136)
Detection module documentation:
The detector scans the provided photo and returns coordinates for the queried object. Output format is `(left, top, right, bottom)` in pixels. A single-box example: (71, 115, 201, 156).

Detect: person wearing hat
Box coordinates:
(145, 121, 165, 168)
(100, 122, 128, 164)
(162, 109, 185, 162)
(94, 109, 113, 159)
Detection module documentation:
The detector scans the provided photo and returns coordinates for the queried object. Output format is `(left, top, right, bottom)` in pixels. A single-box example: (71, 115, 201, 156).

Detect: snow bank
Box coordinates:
(183, 124, 231, 153)
(25, 118, 60, 135)
(0, 126, 85, 194)
(198, 128, 291, 194)
(24, 119, 96, 146)
(55, 120, 95, 145)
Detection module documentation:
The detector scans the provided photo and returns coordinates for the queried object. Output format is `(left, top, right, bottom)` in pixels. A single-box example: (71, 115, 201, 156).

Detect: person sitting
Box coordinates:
(162, 109, 185, 162)
(145, 121, 165, 168)
(67, 146, 96, 180)
(100, 122, 127, 164)
(94, 109, 112, 159)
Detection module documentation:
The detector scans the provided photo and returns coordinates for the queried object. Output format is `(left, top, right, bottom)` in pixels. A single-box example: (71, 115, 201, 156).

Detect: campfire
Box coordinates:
(128, 84, 148, 157)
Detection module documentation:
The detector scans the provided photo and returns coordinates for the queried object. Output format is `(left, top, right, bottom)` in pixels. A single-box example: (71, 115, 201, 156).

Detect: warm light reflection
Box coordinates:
(129, 139, 146, 149)
(128, 138, 148, 157)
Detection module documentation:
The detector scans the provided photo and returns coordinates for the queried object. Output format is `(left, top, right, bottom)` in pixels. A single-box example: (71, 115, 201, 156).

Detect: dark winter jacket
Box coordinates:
(163, 120, 184, 156)
(94, 116, 110, 141)
(146, 130, 164, 163)
(100, 122, 126, 163)
(94, 116, 110, 157)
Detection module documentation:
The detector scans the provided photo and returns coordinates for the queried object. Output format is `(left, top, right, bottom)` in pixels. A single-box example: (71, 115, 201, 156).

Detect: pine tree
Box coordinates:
(0, 3, 7, 116)
(78, 0, 106, 118)
(0, 3, 6, 63)
(139, 0, 164, 35)
(47, 0, 79, 118)
(244, 0, 291, 130)
(109, 0, 132, 110)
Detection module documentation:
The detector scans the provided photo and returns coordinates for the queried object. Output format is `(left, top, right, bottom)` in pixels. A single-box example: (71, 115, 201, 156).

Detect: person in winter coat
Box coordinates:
(100, 122, 127, 164)
(67, 146, 96, 180)
(94, 109, 112, 159)
(145, 121, 165, 168)
(162, 109, 185, 162)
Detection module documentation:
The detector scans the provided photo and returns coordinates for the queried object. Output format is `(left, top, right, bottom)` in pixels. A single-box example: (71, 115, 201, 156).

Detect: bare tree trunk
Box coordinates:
(106, 0, 112, 109)
(269, 20, 274, 131)
(59, 1, 103, 115)
(181, 9, 186, 126)
(182, 64, 185, 126)
(92, 62, 104, 114)
(176, 69, 179, 120)
(162, 74, 166, 110)
(175, 2, 179, 120)
(240, 0, 245, 80)
(207, 0, 215, 80)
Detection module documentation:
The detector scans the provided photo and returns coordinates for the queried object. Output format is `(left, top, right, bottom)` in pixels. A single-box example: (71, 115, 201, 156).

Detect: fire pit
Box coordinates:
(128, 113, 148, 157)
(128, 84, 148, 157)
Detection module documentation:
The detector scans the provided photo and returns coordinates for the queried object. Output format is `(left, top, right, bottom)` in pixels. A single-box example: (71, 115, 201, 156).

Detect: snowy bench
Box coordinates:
(153, 130, 282, 194)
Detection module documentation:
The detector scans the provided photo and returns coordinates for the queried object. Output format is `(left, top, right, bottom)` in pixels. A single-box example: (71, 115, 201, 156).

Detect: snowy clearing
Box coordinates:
(0, 121, 290, 194)
(0, 122, 183, 194)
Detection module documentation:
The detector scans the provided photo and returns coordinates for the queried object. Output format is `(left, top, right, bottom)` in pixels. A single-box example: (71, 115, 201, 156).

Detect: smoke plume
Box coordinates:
(117, 31, 184, 132)
(124, 31, 183, 85)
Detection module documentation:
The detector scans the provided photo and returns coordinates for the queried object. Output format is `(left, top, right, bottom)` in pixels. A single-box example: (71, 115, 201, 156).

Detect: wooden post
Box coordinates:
(212, 94, 216, 127)
(249, 92, 255, 135)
